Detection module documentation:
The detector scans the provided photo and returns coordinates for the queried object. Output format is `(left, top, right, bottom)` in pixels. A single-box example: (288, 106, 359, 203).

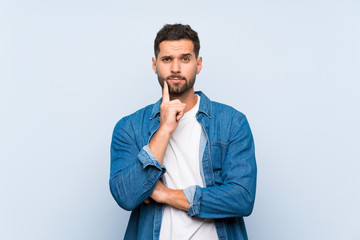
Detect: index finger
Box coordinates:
(162, 80, 170, 103)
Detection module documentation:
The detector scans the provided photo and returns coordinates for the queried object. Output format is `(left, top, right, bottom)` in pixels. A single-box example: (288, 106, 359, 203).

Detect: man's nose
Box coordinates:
(171, 60, 181, 73)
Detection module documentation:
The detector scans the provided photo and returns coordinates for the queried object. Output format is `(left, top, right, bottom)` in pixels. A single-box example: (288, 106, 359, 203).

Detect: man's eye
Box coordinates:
(162, 58, 171, 62)
(183, 57, 190, 62)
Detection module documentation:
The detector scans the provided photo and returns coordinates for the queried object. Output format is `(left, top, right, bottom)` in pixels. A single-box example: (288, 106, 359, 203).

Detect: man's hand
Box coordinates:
(144, 180, 190, 212)
(149, 180, 168, 203)
(159, 81, 186, 134)
(148, 81, 186, 164)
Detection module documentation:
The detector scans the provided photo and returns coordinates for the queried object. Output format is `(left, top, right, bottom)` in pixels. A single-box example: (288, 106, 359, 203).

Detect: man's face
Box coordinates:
(152, 39, 202, 95)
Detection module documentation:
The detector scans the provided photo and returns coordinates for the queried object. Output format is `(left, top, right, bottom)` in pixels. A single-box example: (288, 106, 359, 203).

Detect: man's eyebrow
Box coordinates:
(160, 53, 193, 59)
(181, 53, 193, 57)
(160, 55, 172, 59)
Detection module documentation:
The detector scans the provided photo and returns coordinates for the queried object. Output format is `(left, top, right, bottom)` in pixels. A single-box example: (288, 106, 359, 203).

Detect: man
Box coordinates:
(110, 24, 257, 240)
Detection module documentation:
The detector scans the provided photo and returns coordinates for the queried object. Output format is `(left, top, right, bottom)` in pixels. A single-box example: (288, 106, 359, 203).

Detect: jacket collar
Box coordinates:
(150, 91, 212, 120)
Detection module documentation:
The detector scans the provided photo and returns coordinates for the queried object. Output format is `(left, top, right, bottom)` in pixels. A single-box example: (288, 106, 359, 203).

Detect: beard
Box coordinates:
(157, 73, 196, 95)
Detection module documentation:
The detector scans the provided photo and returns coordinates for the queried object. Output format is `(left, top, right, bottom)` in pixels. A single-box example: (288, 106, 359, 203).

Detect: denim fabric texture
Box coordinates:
(110, 91, 257, 240)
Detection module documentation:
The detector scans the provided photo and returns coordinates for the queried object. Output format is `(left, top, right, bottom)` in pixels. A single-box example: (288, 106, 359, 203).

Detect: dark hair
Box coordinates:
(154, 24, 200, 58)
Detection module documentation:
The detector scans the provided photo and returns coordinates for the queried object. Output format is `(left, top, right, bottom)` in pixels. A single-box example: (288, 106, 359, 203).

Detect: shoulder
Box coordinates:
(197, 91, 252, 132)
(204, 95, 246, 128)
(211, 100, 245, 119)
(113, 103, 156, 132)
(125, 103, 156, 121)
(197, 91, 245, 120)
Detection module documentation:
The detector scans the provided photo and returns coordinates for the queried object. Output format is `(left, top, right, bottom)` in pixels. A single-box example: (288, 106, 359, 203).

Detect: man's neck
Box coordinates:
(169, 88, 197, 113)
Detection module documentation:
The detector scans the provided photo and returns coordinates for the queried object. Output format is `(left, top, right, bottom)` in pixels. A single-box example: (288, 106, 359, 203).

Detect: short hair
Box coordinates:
(154, 24, 200, 58)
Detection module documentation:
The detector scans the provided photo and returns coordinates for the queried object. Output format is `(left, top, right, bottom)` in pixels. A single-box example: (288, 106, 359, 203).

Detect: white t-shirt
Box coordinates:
(159, 95, 218, 240)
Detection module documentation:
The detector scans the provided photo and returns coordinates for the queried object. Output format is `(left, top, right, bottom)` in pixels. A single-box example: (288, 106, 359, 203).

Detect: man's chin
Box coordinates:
(167, 82, 185, 92)
(169, 86, 192, 95)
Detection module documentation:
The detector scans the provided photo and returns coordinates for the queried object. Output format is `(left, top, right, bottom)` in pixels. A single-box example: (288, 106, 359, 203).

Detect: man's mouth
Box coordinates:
(168, 78, 183, 82)
(166, 75, 186, 82)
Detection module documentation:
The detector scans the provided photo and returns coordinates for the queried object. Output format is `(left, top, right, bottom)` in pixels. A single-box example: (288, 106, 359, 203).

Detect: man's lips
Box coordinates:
(166, 75, 186, 81)
(168, 78, 183, 82)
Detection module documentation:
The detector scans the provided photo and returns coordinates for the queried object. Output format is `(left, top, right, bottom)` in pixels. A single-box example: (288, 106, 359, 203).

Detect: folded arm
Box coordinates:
(109, 117, 166, 210)
(188, 115, 257, 218)
(110, 82, 187, 211)
(152, 115, 257, 218)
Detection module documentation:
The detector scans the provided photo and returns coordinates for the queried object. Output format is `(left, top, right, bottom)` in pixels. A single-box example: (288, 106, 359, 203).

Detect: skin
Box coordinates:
(153, 39, 202, 110)
(145, 39, 203, 211)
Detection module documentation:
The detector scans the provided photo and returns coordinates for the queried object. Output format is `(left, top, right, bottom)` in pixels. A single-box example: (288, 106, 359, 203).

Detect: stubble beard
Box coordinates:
(157, 74, 196, 96)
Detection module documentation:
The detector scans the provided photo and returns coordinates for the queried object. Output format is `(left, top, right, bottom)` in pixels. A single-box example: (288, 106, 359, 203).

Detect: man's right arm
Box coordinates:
(149, 81, 185, 164)
(109, 117, 166, 211)
(110, 81, 186, 210)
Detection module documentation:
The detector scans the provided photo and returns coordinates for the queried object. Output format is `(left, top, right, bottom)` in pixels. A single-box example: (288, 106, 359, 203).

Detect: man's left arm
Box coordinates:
(150, 115, 257, 219)
(148, 180, 190, 211)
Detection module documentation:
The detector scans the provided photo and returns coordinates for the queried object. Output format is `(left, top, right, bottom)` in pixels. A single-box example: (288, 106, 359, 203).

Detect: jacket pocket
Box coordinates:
(210, 142, 229, 184)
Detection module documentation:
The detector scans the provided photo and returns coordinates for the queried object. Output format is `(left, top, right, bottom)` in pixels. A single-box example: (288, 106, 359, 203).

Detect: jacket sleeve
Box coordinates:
(187, 115, 257, 219)
(109, 117, 166, 211)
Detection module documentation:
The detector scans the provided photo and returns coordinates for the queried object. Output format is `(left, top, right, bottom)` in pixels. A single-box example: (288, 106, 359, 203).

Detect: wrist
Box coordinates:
(148, 126, 172, 165)
(157, 125, 173, 138)
(164, 189, 190, 212)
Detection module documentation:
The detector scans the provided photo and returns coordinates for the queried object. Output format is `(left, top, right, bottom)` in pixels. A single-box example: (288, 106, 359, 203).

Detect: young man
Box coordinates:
(110, 24, 257, 240)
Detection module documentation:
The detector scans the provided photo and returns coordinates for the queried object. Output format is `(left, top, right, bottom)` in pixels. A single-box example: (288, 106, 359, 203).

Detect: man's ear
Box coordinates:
(152, 57, 157, 74)
(196, 56, 202, 74)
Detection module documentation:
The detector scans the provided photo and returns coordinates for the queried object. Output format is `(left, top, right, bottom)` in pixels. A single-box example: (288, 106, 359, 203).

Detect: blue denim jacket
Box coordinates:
(110, 91, 257, 240)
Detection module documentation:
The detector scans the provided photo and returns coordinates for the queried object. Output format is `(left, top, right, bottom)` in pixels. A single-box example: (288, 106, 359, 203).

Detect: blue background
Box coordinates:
(1, 0, 359, 239)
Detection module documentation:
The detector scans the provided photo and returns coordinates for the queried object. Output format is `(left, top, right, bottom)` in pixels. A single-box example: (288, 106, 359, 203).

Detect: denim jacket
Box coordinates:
(110, 91, 257, 240)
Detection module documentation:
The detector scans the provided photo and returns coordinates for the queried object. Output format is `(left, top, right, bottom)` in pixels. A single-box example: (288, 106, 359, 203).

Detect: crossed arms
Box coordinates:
(109, 82, 257, 218)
